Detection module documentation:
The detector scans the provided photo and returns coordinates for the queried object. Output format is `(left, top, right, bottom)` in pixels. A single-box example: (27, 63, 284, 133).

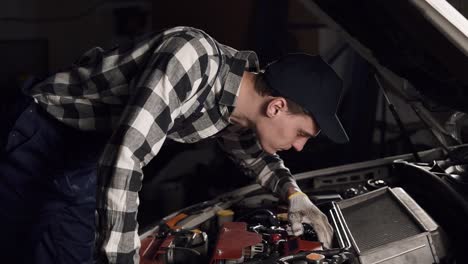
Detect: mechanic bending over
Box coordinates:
(0, 26, 349, 264)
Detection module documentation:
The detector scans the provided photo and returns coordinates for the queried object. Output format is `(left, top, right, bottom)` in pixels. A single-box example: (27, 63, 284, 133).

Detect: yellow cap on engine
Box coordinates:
(277, 213, 288, 222)
(217, 209, 234, 228)
(217, 209, 234, 217)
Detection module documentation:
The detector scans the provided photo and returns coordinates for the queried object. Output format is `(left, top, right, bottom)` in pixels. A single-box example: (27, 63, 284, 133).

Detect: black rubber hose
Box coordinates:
(394, 162, 468, 217)
(393, 161, 468, 263)
(237, 209, 280, 227)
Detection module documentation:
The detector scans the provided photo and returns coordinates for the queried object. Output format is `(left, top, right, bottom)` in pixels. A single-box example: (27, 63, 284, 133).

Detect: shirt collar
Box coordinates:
(218, 50, 259, 120)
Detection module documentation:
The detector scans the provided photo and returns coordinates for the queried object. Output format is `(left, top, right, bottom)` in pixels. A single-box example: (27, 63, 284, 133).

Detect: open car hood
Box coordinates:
(300, 0, 468, 112)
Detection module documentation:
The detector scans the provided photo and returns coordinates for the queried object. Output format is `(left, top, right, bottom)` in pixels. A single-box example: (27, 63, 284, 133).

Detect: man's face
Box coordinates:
(255, 98, 320, 155)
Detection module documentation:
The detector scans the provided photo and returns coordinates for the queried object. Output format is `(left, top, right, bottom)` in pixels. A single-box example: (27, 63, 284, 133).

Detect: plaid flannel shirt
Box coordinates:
(27, 26, 299, 263)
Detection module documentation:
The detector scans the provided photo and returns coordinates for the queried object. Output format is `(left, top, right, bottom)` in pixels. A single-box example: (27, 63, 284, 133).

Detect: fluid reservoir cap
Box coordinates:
(217, 209, 234, 228)
(217, 209, 234, 217)
(277, 213, 288, 222)
(191, 228, 202, 234)
(306, 252, 325, 263)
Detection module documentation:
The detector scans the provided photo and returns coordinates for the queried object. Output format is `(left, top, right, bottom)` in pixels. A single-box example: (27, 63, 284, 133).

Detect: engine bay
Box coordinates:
(139, 146, 468, 264)
(140, 197, 351, 264)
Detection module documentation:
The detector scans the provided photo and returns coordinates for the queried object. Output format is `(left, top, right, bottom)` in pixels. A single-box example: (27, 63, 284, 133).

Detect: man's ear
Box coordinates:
(266, 97, 287, 117)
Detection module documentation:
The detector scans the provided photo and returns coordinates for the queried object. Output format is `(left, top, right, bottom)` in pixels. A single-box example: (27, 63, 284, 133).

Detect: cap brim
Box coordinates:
(316, 114, 349, 144)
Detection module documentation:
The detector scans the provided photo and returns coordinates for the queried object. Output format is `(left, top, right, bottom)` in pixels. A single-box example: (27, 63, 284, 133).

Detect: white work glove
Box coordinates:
(288, 191, 334, 248)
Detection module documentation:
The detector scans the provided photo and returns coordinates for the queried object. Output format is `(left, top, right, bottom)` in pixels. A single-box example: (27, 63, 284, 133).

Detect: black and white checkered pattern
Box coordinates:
(27, 26, 299, 263)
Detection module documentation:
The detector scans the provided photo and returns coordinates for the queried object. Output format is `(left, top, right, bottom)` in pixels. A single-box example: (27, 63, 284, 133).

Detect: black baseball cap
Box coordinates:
(263, 53, 349, 144)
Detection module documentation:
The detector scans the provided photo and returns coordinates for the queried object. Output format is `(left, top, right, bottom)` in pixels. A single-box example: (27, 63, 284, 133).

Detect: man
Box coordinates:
(0, 26, 348, 263)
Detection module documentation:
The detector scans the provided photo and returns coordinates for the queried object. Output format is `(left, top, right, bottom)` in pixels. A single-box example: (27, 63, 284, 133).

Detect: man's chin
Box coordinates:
(260, 144, 276, 155)
(265, 148, 277, 155)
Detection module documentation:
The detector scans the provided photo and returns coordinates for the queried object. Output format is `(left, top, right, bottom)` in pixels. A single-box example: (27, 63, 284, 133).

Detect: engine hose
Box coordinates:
(243, 250, 352, 264)
(394, 161, 468, 263)
(165, 246, 202, 264)
(395, 162, 468, 217)
(277, 249, 343, 262)
(169, 247, 201, 255)
(237, 209, 280, 226)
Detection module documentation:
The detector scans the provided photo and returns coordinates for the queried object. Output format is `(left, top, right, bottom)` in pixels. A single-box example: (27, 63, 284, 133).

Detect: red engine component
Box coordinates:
(210, 222, 263, 264)
(282, 237, 322, 256)
(270, 233, 283, 244)
(139, 215, 324, 263)
(140, 235, 175, 264)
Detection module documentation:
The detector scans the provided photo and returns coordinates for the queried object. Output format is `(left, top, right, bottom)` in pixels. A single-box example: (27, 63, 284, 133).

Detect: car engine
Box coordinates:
(140, 198, 353, 264)
(139, 146, 468, 264)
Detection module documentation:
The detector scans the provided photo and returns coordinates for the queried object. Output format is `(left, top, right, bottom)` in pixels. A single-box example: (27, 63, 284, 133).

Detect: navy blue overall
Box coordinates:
(0, 99, 107, 263)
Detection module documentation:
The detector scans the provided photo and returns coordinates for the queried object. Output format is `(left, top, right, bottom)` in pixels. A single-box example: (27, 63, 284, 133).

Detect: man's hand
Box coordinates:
(288, 190, 334, 248)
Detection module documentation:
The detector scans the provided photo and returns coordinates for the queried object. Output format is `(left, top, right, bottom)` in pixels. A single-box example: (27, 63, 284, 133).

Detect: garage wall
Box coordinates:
(151, 1, 255, 51)
(0, 0, 116, 72)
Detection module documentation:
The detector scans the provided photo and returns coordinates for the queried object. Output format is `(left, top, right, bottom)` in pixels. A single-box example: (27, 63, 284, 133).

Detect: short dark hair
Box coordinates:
(254, 72, 308, 115)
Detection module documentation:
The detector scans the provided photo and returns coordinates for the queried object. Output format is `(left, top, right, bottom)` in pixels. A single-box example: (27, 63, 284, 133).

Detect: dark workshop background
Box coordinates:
(1, 0, 467, 229)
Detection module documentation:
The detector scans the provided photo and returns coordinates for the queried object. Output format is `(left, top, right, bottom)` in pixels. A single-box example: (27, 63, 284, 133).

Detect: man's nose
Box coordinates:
(292, 138, 307, 152)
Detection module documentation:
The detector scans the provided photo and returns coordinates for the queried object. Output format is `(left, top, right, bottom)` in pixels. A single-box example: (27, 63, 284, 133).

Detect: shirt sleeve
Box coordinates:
(96, 31, 215, 264)
(27, 33, 158, 131)
(216, 126, 299, 201)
